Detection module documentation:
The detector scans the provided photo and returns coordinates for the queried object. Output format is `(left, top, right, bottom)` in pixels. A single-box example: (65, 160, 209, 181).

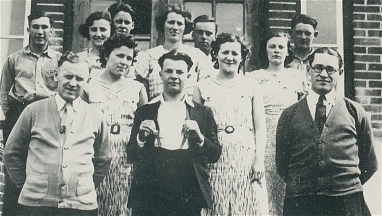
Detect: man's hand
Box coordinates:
(183, 120, 203, 143)
(138, 120, 157, 143)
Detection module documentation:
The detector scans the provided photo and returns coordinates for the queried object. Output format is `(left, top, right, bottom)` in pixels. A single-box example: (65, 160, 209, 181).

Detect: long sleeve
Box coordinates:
(1, 56, 15, 115)
(276, 108, 294, 181)
(192, 106, 221, 163)
(356, 105, 378, 184)
(92, 115, 111, 187)
(3, 107, 31, 188)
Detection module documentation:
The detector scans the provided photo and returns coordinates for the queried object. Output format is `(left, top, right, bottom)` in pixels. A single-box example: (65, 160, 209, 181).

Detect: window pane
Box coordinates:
(216, 3, 243, 36)
(184, 2, 212, 20)
(306, 0, 337, 45)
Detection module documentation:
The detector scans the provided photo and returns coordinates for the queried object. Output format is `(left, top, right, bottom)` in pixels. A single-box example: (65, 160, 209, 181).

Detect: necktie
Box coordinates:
(315, 95, 326, 134)
(61, 102, 74, 135)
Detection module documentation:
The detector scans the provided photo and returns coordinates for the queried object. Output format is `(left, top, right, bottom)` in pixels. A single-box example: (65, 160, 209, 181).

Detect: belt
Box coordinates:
(110, 123, 132, 135)
(217, 125, 252, 134)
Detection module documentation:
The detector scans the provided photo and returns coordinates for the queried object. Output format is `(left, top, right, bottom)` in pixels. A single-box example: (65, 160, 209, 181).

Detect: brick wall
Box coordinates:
(353, 0, 382, 138)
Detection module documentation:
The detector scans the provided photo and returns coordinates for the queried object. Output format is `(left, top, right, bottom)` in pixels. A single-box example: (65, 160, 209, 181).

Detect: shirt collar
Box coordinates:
(149, 93, 194, 107)
(308, 89, 336, 105)
(55, 94, 81, 112)
(23, 45, 54, 58)
(289, 47, 315, 61)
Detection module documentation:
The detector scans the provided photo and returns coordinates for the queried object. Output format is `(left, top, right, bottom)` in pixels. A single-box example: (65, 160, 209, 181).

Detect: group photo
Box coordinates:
(0, 0, 381, 215)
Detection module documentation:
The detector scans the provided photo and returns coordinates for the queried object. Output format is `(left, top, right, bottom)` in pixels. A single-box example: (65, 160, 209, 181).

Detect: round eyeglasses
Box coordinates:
(312, 64, 339, 75)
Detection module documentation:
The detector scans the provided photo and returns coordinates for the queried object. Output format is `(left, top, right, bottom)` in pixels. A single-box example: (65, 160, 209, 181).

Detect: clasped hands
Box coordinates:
(138, 120, 204, 147)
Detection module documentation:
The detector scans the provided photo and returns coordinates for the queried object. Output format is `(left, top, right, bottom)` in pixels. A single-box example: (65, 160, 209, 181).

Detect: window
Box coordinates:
(185, 0, 245, 36)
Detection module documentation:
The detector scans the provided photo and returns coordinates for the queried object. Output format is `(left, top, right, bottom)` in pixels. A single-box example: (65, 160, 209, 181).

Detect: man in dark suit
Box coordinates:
(276, 47, 378, 216)
(127, 50, 221, 216)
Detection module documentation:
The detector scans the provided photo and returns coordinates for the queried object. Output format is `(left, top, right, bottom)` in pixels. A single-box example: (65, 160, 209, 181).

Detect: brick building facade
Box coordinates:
(0, 0, 381, 214)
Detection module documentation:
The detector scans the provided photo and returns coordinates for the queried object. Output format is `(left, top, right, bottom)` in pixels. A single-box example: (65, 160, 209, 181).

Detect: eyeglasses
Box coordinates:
(311, 64, 338, 75)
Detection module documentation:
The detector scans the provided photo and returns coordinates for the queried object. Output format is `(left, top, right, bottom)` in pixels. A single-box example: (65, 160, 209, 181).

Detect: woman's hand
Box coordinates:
(249, 160, 265, 183)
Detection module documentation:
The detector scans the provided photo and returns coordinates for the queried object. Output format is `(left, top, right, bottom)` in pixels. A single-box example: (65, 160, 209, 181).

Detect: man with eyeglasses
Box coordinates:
(127, 51, 221, 215)
(0, 10, 61, 215)
(276, 47, 377, 216)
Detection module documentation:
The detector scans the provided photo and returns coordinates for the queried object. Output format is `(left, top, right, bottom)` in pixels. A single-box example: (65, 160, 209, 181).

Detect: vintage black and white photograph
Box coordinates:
(0, 0, 381, 215)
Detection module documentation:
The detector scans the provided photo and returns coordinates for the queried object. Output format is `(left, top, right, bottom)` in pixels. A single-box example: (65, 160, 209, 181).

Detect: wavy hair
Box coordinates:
(211, 33, 249, 70)
(99, 33, 138, 68)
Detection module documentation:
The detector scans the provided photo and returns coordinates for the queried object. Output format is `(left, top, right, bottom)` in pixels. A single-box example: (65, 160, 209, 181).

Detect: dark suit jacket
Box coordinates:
(127, 100, 221, 209)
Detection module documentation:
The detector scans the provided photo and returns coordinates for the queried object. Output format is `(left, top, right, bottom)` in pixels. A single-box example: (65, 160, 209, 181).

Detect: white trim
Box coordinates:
(300, 0, 307, 14)
(23, 0, 32, 47)
(0, 36, 25, 40)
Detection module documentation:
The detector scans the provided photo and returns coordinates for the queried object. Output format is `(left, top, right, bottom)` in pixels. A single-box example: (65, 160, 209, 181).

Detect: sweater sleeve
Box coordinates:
(92, 113, 111, 188)
(3, 106, 31, 188)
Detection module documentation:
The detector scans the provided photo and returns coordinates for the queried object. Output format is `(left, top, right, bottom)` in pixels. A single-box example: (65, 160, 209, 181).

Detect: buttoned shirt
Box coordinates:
(0, 46, 61, 114)
(137, 94, 204, 150)
(307, 89, 336, 119)
(287, 47, 313, 93)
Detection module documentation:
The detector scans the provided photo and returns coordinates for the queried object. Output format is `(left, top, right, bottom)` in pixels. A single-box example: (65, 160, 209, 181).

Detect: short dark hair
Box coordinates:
(158, 50, 194, 72)
(308, 47, 343, 74)
(108, 2, 134, 21)
(155, 4, 193, 35)
(78, 12, 112, 40)
(58, 51, 81, 67)
(211, 33, 249, 70)
(291, 14, 318, 29)
(99, 33, 138, 68)
(193, 15, 217, 34)
(28, 10, 54, 27)
(258, 30, 291, 69)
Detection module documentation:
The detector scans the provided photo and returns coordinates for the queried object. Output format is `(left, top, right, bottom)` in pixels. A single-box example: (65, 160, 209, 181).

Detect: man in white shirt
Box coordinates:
(127, 51, 221, 216)
(276, 47, 377, 216)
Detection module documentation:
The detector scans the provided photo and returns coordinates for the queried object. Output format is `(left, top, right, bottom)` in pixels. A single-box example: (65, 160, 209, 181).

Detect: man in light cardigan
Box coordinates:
(4, 52, 111, 216)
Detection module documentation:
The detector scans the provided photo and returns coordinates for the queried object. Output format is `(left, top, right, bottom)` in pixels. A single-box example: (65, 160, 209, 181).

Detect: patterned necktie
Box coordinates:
(61, 102, 74, 135)
(315, 95, 326, 134)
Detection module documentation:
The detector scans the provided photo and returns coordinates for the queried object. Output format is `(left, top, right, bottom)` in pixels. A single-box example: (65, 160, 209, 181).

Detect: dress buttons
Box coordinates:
(61, 182, 66, 187)
(64, 146, 68, 150)
(62, 164, 67, 168)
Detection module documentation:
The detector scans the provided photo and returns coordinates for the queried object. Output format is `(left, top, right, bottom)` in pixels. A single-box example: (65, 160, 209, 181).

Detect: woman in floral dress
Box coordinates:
(246, 31, 307, 216)
(82, 33, 148, 216)
(193, 33, 269, 215)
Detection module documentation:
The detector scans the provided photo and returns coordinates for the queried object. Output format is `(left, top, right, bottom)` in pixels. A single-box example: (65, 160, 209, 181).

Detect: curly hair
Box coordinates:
(155, 4, 193, 35)
(99, 33, 138, 68)
(211, 33, 250, 70)
(258, 30, 290, 69)
(78, 12, 112, 40)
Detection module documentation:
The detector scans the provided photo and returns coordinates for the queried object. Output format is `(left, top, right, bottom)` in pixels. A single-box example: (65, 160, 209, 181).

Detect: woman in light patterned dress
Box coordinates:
(246, 31, 307, 216)
(82, 33, 148, 216)
(77, 12, 112, 79)
(193, 33, 269, 215)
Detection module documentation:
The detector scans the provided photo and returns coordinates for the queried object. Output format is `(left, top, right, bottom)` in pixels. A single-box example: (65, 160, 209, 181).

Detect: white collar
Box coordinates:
(308, 89, 336, 105)
(55, 94, 81, 112)
(149, 93, 194, 107)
